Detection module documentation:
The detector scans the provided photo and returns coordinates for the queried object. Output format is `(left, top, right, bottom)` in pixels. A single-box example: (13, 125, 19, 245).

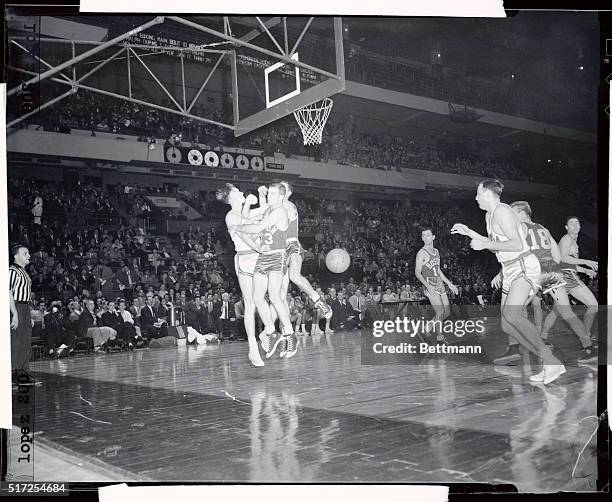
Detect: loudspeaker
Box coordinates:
(167, 325, 188, 339)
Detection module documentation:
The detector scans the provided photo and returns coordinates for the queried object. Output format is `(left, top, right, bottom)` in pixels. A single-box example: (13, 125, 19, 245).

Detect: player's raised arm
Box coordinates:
(241, 193, 259, 219)
(243, 186, 270, 220)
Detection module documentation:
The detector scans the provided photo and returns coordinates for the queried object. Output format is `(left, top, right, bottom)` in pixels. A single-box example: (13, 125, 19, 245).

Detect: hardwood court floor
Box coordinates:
(18, 325, 598, 491)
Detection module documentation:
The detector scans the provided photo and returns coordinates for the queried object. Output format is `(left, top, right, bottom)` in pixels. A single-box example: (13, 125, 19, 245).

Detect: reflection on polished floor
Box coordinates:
(21, 326, 598, 491)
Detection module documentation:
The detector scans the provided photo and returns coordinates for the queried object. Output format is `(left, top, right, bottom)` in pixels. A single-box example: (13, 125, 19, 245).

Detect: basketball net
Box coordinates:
(293, 98, 333, 146)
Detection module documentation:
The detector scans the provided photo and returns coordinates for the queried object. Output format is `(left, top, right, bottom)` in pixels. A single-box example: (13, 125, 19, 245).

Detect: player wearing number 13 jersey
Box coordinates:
(234, 183, 298, 359)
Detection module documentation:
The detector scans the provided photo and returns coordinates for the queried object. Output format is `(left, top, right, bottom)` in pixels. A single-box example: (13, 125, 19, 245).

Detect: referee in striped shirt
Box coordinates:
(9, 244, 32, 379)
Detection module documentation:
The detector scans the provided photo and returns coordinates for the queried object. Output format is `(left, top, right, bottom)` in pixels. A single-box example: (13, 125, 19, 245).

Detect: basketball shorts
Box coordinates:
(562, 268, 585, 292)
(501, 253, 541, 296)
(286, 239, 304, 259)
(254, 251, 287, 275)
(425, 277, 447, 296)
(234, 251, 258, 278)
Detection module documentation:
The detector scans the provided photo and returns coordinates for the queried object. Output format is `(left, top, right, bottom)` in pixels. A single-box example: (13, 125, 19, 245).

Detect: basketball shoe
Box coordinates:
(314, 296, 333, 319)
(284, 333, 299, 358)
(265, 332, 286, 359)
(493, 345, 522, 365)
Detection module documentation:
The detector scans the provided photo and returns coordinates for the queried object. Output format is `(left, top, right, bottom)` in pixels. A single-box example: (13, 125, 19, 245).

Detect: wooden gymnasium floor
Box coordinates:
(13, 319, 598, 492)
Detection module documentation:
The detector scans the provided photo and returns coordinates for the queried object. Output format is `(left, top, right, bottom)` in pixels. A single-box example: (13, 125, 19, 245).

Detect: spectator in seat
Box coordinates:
(185, 295, 205, 332)
(331, 291, 358, 331)
(102, 300, 135, 350)
(45, 301, 74, 358)
(116, 264, 136, 301)
(215, 292, 235, 340)
(288, 294, 304, 335)
(30, 300, 46, 342)
(348, 289, 365, 324)
(203, 293, 216, 332)
(234, 298, 246, 339)
(139, 295, 159, 338)
(118, 299, 140, 341)
(79, 299, 116, 351)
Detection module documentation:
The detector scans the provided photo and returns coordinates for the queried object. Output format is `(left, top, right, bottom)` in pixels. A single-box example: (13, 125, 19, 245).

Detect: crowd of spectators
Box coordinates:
(8, 178, 118, 225)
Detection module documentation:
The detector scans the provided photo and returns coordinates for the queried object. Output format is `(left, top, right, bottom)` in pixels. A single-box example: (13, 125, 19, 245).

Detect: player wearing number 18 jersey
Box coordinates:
(509, 202, 595, 364)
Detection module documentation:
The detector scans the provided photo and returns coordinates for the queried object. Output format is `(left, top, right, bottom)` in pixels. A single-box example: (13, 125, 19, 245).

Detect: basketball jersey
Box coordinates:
(524, 222, 554, 262)
(420, 247, 441, 279)
(485, 203, 530, 264)
(260, 207, 288, 253)
(286, 201, 299, 240)
(228, 214, 256, 253)
(230, 216, 259, 253)
(561, 235, 579, 271)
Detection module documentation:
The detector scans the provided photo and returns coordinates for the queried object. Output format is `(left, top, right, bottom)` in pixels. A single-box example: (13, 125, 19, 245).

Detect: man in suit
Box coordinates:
(203, 293, 216, 333)
(116, 264, 136, 301)
(94, 262, 115, 297)
(78, 299, 116, 350)
(101, 300, 135, 349)
(185, 295, 205, 332)
(331, 291, 358, 331)
(140, 295, 160, 338)
(214, 292, 235, 340)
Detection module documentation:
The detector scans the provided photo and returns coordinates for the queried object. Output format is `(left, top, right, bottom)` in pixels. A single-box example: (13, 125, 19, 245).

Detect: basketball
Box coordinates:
(325, 248, 351, 273)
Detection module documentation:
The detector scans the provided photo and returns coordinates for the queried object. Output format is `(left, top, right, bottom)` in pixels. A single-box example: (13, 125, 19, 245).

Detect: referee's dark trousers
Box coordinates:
(11, 302, 32, 372)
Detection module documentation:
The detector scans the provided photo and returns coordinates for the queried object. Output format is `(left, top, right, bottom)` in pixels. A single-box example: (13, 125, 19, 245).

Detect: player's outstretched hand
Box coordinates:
(491, 274, 501, 289)
(585, 268, 597, 279)
(449, 283, 459, 295)
(245, 194, 258, 206)
(451, 223, 470, 236)
(258, 185, 268, 196)
(585, 260, 598, 271)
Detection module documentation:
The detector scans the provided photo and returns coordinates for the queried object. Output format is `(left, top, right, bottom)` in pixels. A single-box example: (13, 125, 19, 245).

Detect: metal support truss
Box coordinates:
(7, 16, 344, 135)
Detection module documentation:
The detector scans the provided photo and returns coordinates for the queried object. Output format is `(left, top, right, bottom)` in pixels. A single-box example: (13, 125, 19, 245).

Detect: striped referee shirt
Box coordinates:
(9, 263, 32, 303)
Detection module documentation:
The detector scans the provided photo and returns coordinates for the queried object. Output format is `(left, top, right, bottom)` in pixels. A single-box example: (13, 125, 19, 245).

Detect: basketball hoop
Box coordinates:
(293, 98, 333, 146)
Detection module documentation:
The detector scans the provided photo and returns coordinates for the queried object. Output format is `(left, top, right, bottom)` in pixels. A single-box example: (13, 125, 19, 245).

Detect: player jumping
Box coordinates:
(233, 183, 299, 359)
(216, 183, 265, 367)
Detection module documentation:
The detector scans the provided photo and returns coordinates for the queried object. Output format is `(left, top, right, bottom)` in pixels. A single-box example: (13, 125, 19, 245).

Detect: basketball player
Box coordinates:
(232, 183, 299, 359)
(414, 227, 458, 342)
(493, 202, 595, 365)
(216, 183, 265, 367)
(451, 179, 565, 385)
(277, 181, 333, 355)
(542, 216, 598, 348)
